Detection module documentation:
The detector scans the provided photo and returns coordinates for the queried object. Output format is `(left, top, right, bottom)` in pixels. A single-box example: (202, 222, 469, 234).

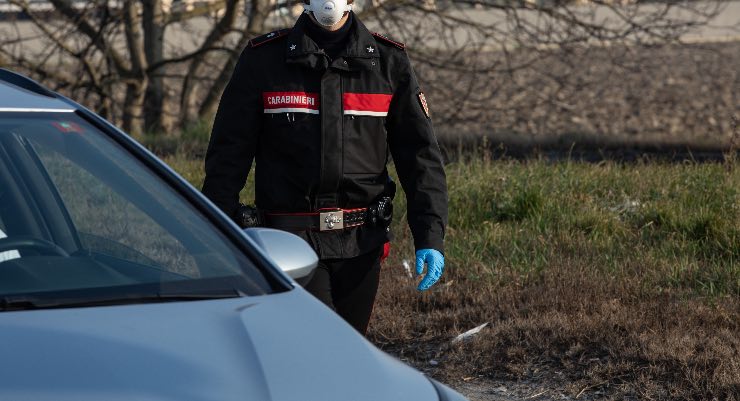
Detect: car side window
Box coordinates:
(0, 114, 277, 296)
(32, 148, 200, 277)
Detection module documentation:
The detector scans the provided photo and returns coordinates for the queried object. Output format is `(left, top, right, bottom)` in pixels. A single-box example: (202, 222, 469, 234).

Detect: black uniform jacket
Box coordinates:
(202, 13, 447, 259)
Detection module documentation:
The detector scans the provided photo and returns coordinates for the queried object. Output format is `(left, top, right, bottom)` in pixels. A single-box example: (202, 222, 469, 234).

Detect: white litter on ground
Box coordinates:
(451, 323, 489, 344)
(402, 259, 413, 278)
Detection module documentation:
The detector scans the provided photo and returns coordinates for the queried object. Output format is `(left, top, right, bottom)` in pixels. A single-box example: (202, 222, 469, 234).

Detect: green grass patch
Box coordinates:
(161, 152, 739, 297)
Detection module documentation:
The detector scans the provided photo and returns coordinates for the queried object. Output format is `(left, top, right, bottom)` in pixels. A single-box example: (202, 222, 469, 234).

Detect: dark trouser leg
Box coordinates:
(302, 246, 383, 335)
(331, 247, 383, 335)
(302, 263, 334, 310)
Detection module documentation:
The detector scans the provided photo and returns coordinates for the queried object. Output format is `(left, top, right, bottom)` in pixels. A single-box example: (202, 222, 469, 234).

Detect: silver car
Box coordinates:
(0, 69, 468, 401)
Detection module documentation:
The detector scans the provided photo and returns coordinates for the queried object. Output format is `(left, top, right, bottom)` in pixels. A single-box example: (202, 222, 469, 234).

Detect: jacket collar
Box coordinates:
(285, 12, 379, 71)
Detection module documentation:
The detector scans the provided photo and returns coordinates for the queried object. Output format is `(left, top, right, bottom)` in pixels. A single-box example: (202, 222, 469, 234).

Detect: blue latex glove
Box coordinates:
(415, 249, 445, 291)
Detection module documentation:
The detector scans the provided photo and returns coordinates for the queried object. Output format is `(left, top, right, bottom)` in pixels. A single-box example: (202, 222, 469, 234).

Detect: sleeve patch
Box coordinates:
(418, 92, 430, 119)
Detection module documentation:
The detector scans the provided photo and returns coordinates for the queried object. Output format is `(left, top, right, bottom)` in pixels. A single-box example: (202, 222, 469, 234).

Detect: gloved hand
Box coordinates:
(415, 249, 444, 291)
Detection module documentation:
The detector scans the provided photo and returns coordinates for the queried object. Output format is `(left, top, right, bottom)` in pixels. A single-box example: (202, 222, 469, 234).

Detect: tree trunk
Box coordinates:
(123, 81, 146, 135)
(178, 0, 247, 127)
(122, 0, 147, 135)
(143, 0, 166, 134)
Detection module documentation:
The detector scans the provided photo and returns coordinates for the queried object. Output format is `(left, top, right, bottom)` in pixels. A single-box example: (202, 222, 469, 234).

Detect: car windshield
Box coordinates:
(0, 112, 276, 309)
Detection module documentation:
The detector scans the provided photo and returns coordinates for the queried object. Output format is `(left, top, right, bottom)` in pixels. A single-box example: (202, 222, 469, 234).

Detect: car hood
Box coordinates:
(0, 288, 437, 401)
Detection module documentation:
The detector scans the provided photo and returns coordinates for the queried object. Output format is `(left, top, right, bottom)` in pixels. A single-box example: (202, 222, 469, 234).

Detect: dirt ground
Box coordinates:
(453, 378, 649, 401)
(451, 373, 644, 401)
(456, 378, 576, 401)
(421, 41, 740, 156)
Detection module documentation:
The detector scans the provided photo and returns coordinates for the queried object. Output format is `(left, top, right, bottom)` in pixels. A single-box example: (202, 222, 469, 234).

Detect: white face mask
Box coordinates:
(304, 0, 352, 27)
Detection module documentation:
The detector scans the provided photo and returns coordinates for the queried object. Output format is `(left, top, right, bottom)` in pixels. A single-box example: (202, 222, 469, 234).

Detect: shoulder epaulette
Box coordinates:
(248, 28, 291, 48)
(372, 32, 405, 50)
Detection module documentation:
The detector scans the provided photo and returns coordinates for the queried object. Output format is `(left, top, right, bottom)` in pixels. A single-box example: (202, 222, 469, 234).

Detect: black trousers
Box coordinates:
(303, 246, 383, 335)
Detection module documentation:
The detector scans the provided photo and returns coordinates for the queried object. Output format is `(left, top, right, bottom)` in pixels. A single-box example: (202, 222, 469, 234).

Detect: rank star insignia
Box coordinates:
(367, 46, 374, 53)
(289, 44, 297, 51)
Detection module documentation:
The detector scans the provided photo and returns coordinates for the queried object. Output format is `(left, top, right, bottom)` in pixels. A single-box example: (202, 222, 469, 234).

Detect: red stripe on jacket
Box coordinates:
(343, 93, 392, 114)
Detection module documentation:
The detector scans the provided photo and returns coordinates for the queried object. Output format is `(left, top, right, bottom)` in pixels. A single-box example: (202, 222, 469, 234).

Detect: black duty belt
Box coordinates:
(237, 197, 393, 231)
(264, 208, 368, 231)
(248, 196, 393, 231)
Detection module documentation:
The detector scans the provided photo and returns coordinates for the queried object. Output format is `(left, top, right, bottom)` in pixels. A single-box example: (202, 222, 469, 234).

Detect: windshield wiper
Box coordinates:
(0, 290, 245, 312)
(0, 296, 37, 311)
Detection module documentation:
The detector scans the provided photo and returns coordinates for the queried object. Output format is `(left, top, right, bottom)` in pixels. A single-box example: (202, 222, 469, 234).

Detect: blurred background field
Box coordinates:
(2, 0, 739, 153)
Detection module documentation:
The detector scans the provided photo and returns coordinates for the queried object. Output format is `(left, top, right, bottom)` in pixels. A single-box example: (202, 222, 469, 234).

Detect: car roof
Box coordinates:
(0, 69, 75, 113)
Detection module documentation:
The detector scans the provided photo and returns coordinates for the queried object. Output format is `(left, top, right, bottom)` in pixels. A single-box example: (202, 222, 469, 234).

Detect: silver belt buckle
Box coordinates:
(320, 210, 344, 231)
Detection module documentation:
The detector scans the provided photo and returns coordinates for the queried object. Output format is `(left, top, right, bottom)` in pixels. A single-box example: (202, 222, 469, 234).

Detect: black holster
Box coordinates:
(367, 196, 393, 227)
(367, 176, 396, 227)
(236, 204, 262, 228)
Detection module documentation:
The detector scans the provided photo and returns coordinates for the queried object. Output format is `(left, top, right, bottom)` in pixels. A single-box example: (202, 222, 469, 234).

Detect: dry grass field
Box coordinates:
(371, 157, 739, 401)
(159, 146, 739, 400)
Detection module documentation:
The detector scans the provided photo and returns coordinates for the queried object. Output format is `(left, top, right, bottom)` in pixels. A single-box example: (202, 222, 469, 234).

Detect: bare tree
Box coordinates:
(0, 0, 733, 144)
(0, 0, 266, 134)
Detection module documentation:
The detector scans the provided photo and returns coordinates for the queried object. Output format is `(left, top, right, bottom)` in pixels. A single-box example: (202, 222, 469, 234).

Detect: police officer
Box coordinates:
(202, 0, 447, 335)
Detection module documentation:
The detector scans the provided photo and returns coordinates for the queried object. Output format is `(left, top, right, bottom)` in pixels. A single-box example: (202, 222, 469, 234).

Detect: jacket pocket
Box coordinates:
(343, 115, 387, 174)
(263, 113, 321, 170)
